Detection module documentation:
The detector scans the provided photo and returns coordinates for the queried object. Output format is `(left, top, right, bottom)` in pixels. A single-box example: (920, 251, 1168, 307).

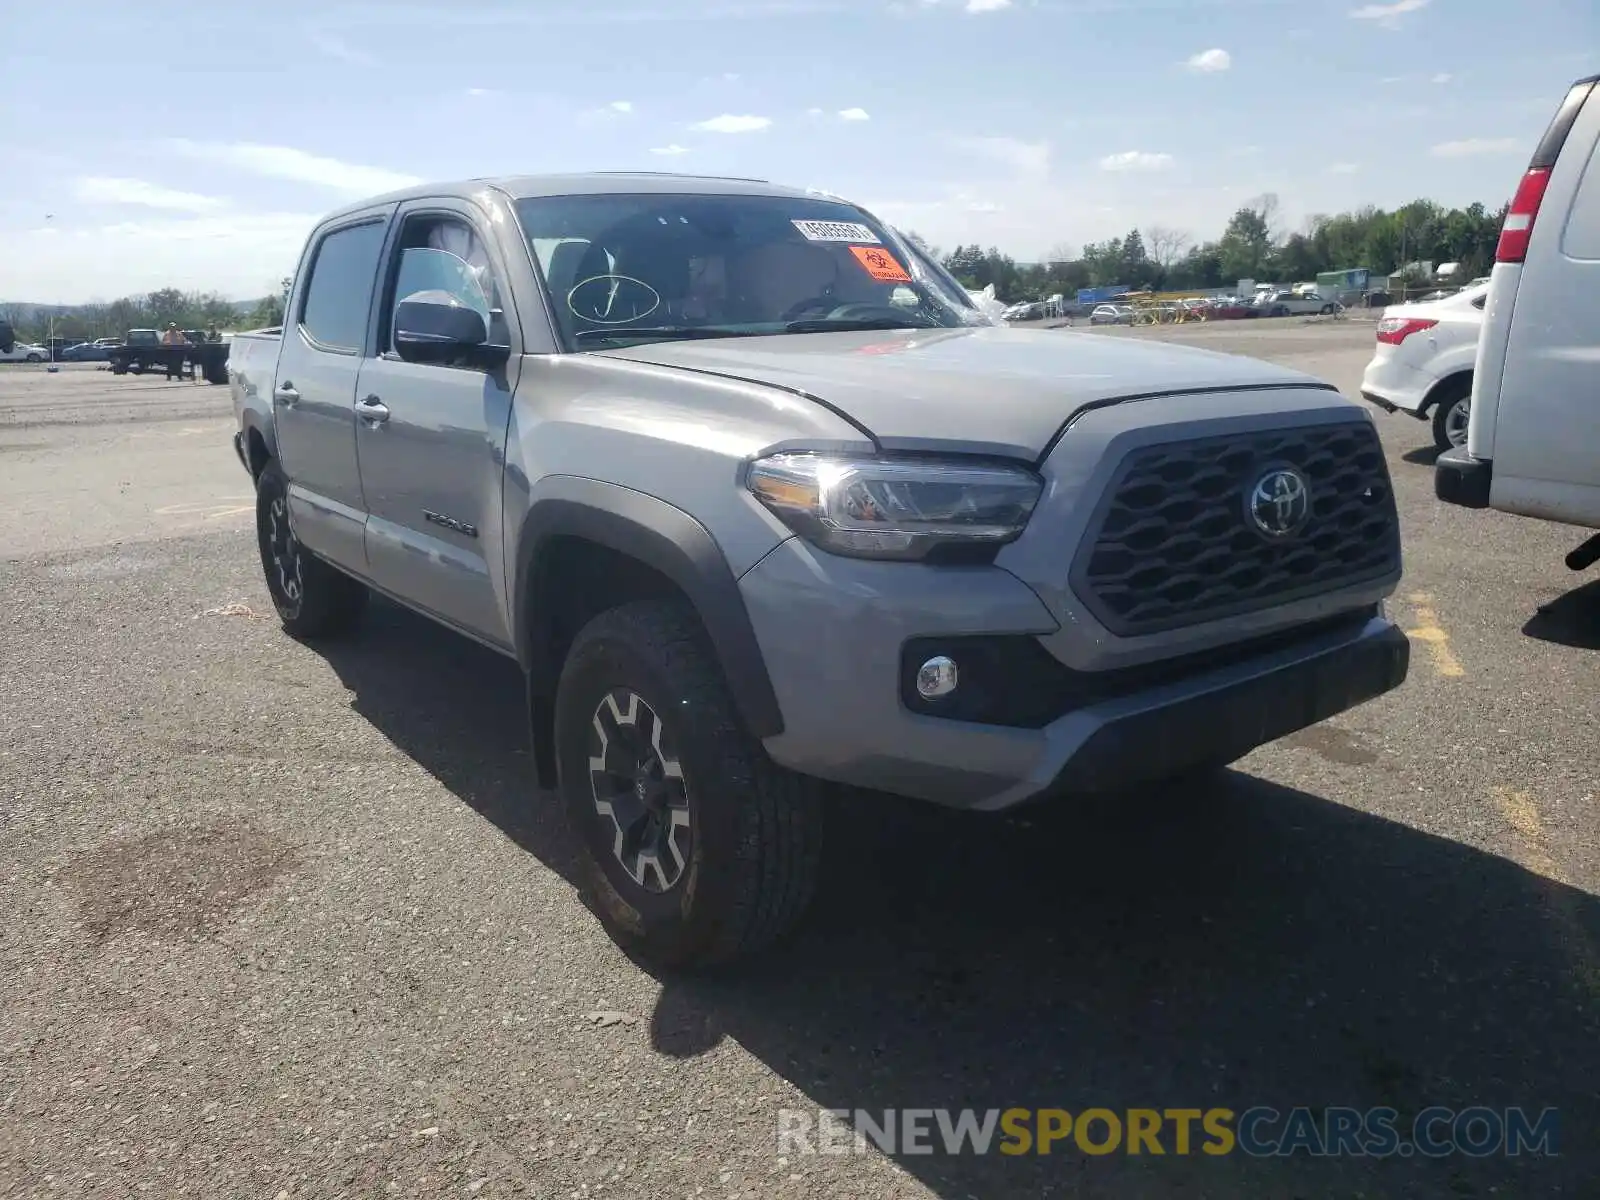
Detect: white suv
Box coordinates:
(1436, 73, 1600, 574)
(1360, 283, 1487, 450)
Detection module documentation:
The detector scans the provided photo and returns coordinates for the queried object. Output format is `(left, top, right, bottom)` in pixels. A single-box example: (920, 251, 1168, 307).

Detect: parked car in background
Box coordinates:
(1208, 297, 1256, 320)
(1089, 304, 1133, 325)
(1436, 72, 1600, 576)
(1253, 291, 1340, 317)
(1002, 301, 1047, 321)
(59, 342, 111, 362)
(1360, 282, 1488, 450)
(0, 342, 49, 363)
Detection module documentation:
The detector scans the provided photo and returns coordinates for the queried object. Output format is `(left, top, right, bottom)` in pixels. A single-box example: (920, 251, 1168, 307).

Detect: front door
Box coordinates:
(353, 203, 520, 649)
(273, 214, 390, 569)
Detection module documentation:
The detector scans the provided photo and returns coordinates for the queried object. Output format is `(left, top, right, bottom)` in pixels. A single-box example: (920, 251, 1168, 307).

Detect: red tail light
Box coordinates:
(1495, 167, 1551, 263)
(1376, 317, 1438, 345)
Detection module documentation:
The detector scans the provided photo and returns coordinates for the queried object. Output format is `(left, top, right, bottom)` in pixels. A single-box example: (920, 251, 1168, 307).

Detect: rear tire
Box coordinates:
(1430, 382, 1472, 451)
(554, 599, 824, 970)
(254, 458, 367, 639)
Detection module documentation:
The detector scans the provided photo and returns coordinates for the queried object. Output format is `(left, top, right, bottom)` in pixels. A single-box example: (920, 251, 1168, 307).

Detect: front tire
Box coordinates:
(254, 459, 367, 638)
(554, 599, 823, 969)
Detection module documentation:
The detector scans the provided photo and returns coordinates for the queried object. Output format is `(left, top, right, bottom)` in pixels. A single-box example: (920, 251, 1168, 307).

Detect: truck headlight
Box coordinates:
(746, 452, 1042, 561)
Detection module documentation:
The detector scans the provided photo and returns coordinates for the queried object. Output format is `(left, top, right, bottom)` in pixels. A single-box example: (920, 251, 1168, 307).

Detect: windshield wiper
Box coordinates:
(574, 326, 768, 344)
(783, 317, 936, 333)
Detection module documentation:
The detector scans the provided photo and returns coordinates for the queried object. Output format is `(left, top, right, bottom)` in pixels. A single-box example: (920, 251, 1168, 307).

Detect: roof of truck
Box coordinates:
(317, 172, 831, 225)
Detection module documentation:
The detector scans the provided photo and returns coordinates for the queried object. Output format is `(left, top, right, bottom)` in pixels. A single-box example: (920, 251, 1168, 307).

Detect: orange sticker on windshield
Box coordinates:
(849, 245, 912, 283)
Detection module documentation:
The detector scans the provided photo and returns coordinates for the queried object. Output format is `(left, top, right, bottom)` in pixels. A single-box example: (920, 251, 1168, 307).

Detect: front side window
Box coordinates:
(513, 192, 988, 350)
(384, 215, 510, 355)
(300, 221, 386, 352)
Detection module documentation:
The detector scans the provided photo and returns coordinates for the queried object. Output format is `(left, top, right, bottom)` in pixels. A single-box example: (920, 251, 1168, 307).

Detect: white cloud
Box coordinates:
(464, 87, 493, 97)
(806, 107, 825, 117)
(1430, 72, 1452, 84)
(1430, 137, 1523, 157)
(691, 114, 772, 133)
(307, 27, 375, 66)
(838, 107, 870, 121)
(1186, 48, 1231, 72)
(73, 177, 225, 214)
(954, 136, 1050, 178)
(1099, 150, 1174, 172)
(0, 212, 321, 303)
(1327, 162, 1361, 174)
(609, 100, 633, 113)
(650, 144, 690, 156)
(1349, 0, 1428, 26)
(892, 0, 1009, 11)
(165, 140, 422, 196)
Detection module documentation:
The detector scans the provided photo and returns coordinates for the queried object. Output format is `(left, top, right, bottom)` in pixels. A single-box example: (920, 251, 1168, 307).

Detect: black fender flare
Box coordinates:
(513, 477, 785, 783)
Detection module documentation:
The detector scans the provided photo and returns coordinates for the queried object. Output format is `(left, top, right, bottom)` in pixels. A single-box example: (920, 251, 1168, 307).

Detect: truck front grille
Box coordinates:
(1071, 422, 1400, 637)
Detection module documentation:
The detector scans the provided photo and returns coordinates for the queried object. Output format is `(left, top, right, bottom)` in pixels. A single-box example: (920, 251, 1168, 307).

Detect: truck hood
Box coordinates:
(598, 326, 1333, 459)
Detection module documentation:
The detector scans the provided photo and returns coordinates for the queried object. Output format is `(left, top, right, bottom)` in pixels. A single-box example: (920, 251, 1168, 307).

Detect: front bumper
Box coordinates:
(740, 538, 1410, 811)
(1434, 445, 1493, 509)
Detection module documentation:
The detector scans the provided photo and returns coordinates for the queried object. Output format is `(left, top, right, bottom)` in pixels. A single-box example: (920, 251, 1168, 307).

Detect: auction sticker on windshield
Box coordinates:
(849, 245, 912, 283)
(792, 219, 881, 244)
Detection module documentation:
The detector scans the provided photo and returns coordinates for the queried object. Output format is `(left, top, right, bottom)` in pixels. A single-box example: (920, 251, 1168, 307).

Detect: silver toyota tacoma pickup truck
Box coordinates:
(230, 172, 1409, 967)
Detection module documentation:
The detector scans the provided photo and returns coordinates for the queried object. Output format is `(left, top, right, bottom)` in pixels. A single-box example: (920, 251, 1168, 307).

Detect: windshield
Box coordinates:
(514, 192, 988, 349)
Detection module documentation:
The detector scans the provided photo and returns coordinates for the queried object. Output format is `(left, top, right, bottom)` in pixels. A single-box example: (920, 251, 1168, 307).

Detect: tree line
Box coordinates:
(1, 281, 288, 345)
(922, 193, 1509, 303)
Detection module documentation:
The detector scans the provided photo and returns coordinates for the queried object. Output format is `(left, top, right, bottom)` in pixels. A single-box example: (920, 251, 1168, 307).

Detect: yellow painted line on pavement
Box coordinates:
(1491, 787, 1600, 999)
(153, 496, 256, 520)
(1492, 788, 1566, 883)
(1403, 591, 1465, 677)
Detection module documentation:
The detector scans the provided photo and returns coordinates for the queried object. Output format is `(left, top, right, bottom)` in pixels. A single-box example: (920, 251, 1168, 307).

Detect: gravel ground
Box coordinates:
(1, 342, 1596, 1199)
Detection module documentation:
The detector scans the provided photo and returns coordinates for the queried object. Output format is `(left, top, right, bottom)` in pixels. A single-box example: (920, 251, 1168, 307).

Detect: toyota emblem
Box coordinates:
(1247, 467, 1312, 539)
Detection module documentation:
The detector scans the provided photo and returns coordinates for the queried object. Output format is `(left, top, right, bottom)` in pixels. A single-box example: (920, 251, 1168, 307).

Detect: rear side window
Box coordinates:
(1559, 121, 1600, 261)
(300, 221, 386, 352)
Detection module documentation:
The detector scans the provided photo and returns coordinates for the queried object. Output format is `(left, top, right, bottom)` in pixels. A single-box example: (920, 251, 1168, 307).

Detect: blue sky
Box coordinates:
(1, 0, 1594, 302)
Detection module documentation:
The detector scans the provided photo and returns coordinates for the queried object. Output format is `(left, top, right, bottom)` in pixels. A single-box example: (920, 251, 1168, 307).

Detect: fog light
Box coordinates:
(916, 656, 958, 699)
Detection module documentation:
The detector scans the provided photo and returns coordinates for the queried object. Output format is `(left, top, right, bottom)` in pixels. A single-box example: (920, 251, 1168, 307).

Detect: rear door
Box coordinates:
(1478, 77, 1600, 521)
(352, 199, 523, 649)
(273, 209, 392, 569)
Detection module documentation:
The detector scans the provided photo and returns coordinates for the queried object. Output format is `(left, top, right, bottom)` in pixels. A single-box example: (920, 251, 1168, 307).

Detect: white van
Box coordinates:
(1436, 74, 1600, 573)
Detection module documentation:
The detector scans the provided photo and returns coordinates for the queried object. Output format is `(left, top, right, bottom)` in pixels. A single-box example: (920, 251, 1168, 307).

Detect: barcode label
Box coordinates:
(792, 219, 880, 244)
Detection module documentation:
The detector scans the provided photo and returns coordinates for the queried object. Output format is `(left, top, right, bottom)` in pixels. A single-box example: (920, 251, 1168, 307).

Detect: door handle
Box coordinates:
(274, 381, 300, 405)
(357, 394, 390, 423)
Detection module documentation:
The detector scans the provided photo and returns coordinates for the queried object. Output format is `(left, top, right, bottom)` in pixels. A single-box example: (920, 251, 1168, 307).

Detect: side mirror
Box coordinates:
(394, 290, 503, 365)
